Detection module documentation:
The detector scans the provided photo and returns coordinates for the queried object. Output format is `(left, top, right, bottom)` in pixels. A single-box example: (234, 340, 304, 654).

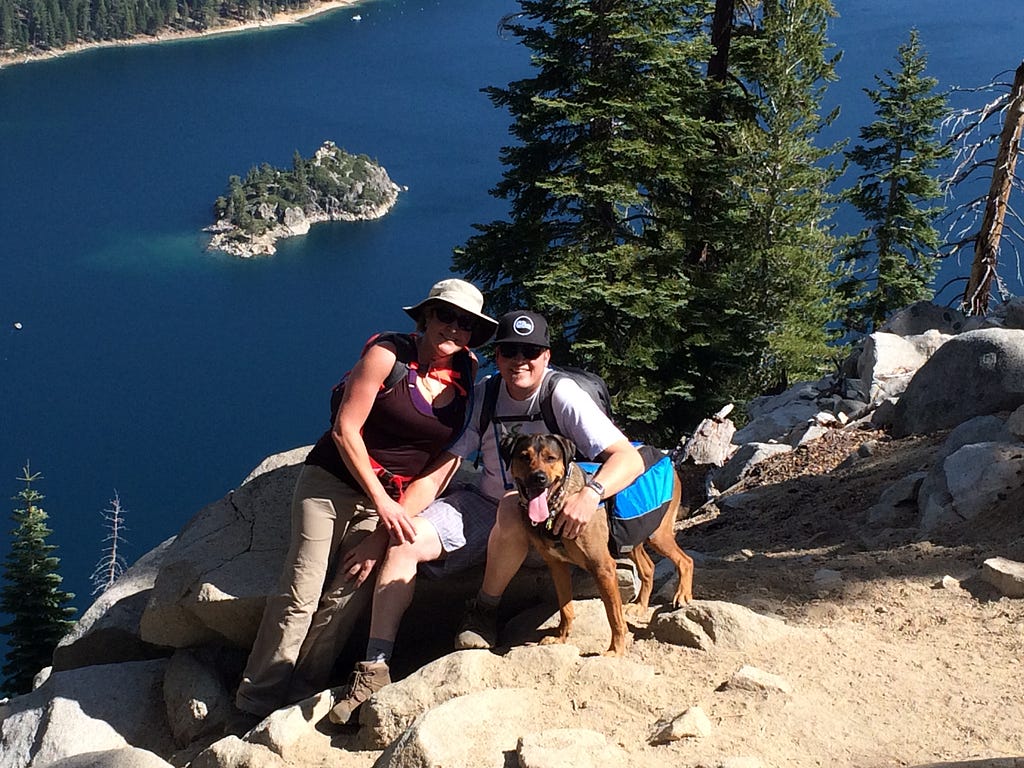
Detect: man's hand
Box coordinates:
(552, 486, 601, 539)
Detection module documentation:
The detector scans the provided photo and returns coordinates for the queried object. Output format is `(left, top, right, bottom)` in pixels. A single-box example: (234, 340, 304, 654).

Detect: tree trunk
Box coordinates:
(963, 61, 1024, 315)
(708, 0, 734, 87)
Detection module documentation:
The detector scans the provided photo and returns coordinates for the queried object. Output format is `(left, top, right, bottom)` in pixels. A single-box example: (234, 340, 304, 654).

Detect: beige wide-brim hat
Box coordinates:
(403, 278, 498, 348)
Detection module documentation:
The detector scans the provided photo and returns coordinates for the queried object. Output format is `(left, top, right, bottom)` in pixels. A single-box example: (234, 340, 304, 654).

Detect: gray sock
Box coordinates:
(365, 638, 394, 664)
(476, 591, 500, 610)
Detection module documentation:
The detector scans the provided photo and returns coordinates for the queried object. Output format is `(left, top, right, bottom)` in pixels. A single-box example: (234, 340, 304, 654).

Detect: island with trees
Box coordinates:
(206, 140, 401, 257)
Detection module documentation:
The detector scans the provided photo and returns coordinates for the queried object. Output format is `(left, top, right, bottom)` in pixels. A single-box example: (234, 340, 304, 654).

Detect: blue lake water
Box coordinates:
(0, 0, 1021, 614)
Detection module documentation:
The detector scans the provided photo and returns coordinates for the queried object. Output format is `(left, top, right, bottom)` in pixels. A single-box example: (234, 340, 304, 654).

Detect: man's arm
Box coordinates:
(552, 438, 643, 539)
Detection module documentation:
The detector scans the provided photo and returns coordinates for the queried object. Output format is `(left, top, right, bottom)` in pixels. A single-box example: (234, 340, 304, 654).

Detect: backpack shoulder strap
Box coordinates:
(478, 374, 503, 435)
(538, 369, 566, 434)
(369, 332, 418, 391)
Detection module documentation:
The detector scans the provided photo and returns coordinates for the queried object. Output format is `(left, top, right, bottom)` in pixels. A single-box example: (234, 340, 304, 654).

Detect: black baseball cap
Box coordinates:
(494, 311, 550, 348)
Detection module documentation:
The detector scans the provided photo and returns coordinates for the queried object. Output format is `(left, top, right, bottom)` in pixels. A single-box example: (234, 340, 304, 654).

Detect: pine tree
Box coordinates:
(838, 29, 950, 335)
(454, 0, 722, 440)
(724, 0, 845, 395)
(1, 465, 76, 696)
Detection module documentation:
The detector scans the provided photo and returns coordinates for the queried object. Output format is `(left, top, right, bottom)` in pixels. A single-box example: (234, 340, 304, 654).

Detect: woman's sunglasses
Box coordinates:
(432, 305, 477, 332)
(496, 343, 545, 360)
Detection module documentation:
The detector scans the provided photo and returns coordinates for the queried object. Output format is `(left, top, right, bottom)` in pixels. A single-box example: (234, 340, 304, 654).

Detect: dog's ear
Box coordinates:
(553, 435, 577, 468)
(499, 431, 520, 469)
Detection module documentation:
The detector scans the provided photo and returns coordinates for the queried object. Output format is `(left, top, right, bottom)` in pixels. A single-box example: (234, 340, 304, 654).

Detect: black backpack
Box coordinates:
(478, 365, 614, 445)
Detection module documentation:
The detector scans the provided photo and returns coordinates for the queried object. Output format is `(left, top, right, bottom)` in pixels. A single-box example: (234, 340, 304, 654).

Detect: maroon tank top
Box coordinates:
(305, 335, 470, 499)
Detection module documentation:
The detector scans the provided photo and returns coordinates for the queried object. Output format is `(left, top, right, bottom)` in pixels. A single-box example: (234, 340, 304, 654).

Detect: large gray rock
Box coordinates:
(935, 415, 1012, 463)
(374, 688, 548, 768)
(734, 382, 822, 445)
(920, 442, 1024, 532)
(0, 660, 174, 768)
(865, 471, 927, 527)
(139, 449, 308, 649)
(879, 301, 965, 336)
(892, 328, 1024, 436)
(714, 442, 792, 491)
(189, 736, 288, 768)
(650, 600, 805, 651)
(53, 539, 175, 672)
(359, 643, 657, 750)
(45, 748, 173, 768)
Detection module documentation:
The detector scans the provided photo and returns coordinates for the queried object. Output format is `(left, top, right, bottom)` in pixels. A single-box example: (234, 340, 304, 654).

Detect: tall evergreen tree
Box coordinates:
(454, 0, 723, 440)
(724, 0, 844, 395)
(1, 465, 76, 696)
(837, 29, 950, 335)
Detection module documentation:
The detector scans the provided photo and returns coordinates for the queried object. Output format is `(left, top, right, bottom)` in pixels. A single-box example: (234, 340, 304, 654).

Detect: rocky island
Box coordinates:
(205, 140, 401, 257)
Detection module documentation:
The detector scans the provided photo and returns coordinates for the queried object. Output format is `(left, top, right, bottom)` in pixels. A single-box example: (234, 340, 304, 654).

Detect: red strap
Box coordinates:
(368, 455, 413, 502)
(408, 360, 468, 397)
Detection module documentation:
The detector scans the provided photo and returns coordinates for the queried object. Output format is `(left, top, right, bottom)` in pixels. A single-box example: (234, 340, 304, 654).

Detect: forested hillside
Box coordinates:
(0, 0, 311, 52)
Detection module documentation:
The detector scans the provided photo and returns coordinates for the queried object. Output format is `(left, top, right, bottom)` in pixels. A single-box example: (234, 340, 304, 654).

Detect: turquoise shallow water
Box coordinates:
(0, 0, 1020, 611)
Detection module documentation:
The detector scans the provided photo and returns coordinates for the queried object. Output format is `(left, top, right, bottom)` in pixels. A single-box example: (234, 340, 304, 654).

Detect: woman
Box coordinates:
(231, 278, 496, 728)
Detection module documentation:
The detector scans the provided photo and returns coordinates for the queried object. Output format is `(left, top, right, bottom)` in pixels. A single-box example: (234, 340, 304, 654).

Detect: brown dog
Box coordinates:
(505, 433, 694, 656)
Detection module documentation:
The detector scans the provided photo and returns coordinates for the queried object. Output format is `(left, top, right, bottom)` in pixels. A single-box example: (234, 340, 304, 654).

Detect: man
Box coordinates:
(327, 310, 643, 724)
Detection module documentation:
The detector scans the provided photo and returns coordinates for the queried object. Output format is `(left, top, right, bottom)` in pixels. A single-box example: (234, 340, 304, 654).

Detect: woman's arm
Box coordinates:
(333, 342, 417, 544)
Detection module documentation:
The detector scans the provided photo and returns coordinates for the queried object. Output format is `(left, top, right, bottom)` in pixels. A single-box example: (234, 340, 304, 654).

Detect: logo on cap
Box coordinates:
(513, 315, 535, 336)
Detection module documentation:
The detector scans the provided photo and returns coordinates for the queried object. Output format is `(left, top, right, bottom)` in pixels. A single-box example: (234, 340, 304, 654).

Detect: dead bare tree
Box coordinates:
(943, 61, 1024, 315)
(90, 492, 128, 595)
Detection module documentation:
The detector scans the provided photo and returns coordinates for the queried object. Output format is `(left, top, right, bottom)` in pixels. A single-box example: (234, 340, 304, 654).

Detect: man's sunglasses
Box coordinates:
(432, 305, 477, 332)
(496, 343, 545, 360)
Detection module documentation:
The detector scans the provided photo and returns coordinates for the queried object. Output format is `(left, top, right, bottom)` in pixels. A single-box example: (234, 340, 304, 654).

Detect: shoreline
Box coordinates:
(0, 0, 363, 70)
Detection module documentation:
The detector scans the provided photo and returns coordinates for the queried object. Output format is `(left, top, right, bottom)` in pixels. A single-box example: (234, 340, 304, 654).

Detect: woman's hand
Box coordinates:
(375, 495, 417, 544)
(341, 527, 389, 587)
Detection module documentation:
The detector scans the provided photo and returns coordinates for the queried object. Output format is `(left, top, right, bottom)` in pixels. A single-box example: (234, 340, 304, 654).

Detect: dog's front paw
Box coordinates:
(539, 634, 567, 646)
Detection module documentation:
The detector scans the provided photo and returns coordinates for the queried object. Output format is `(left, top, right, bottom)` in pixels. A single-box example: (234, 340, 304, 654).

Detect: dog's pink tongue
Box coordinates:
(528, 489, 550, 525)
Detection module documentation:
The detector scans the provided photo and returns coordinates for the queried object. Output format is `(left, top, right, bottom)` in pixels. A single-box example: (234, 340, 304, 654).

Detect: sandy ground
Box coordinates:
(643, 427, 1024, 768)
(0, 0, 362, 69)
(282, 427, 1024, 768)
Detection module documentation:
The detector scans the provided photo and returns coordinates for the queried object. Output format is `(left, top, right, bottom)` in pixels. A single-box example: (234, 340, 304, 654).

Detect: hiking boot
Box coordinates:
(454, 598, 498, 650)
(615, 557, 640, 603)
(327, 661, 391, 725)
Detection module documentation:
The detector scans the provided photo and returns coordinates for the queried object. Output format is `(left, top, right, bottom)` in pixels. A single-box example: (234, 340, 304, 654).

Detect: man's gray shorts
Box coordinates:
(419, 484, 499, 579)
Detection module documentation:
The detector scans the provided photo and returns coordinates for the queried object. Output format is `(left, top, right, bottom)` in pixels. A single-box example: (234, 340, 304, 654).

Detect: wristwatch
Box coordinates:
(585, 478, 605, 500)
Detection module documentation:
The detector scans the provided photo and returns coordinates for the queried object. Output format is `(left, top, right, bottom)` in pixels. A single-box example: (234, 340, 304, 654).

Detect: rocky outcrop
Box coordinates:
(673, 301, 1024, 556)
(0, 659, 175, 768)
(891, 328, 1024, 436)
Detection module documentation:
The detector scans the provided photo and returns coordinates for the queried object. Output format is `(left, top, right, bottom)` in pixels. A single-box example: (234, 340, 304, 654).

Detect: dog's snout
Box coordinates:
(529, 470, 551, 489)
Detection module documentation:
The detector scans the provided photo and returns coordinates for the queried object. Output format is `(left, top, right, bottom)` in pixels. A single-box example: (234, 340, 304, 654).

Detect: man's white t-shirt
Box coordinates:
(448, 369, 628, 501)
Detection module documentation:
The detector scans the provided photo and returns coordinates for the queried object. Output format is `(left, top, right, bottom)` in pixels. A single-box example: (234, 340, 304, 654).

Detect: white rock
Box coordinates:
(650, 600, 804, 651)
(650, 706, 712, 744)
(724, 664, 793, 695)
(981, 557, 1024, 598)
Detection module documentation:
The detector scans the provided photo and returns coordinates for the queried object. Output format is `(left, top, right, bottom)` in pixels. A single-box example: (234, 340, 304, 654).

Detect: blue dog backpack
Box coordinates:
(579, 444, 676, 556)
